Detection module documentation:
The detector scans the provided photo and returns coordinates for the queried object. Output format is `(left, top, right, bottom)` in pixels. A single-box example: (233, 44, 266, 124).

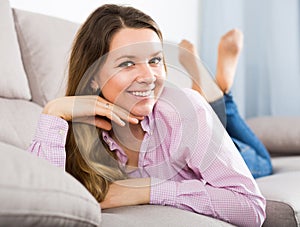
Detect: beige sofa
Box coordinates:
(1, 0, 299, 226)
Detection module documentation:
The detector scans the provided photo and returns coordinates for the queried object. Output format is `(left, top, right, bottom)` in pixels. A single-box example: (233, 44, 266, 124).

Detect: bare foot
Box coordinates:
(215, 29, 244, 94)
(178, 40, 223, 102)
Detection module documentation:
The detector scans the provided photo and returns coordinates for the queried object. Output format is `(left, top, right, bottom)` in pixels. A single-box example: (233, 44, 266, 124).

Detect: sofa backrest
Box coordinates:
(0, 0, 79, 150)
(13, 9, 80, 106)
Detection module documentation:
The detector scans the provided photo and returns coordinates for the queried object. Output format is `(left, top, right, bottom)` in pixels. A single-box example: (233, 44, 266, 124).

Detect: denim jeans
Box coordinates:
(210, 92, 273, 178)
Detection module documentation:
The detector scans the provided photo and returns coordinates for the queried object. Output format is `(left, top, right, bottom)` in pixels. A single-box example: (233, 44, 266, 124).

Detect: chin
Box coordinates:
(131, 103, 155, 117)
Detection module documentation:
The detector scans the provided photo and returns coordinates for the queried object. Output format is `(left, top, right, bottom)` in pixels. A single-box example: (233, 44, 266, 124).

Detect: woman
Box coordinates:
(178, 29, 273, 178)
(28, 4, 266, 226)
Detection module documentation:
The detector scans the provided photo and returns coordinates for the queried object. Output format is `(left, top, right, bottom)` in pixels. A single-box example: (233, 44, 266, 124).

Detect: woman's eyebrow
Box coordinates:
(114, 51, 163, 62)
(114, 55, 136, 62)
(150, 50, 163, 57)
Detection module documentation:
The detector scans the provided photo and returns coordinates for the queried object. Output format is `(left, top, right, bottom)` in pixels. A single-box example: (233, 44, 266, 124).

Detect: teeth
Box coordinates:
(131, 90, 152, 97)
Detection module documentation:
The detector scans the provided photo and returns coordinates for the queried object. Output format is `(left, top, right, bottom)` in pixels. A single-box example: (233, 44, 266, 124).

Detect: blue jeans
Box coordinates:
(210, 92, 273, 178)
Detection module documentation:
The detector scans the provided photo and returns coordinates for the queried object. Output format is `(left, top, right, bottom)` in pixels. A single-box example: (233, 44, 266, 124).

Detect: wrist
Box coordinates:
(116, 178, 151, 205)
(136, 178, 150, 204)
(42, 99, 65, 119)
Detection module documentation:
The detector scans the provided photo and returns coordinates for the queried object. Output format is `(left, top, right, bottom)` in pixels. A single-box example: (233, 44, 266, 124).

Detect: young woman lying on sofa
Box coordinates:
(28, 4, 267, 226)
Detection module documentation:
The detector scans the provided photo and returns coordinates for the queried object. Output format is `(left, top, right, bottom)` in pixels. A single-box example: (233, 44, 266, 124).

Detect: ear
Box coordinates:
(90, 79, 100, 92)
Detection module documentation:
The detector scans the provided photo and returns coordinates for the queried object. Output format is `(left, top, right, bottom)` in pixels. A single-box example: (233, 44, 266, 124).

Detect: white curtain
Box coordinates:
(199, 0, 300, 118)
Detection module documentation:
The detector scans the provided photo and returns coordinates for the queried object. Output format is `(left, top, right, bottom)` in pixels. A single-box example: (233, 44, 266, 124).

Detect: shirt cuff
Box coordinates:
(35, 114, 69, 146)
(150, 177, 177, 207)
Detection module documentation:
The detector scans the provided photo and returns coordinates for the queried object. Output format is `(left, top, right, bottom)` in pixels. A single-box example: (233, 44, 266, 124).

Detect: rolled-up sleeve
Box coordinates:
(28, 114, 68, 169)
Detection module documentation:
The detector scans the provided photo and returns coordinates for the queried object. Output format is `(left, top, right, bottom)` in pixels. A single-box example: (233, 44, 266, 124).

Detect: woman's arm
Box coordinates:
(100, 146, 265, 227)
(100, 178, 151, 209)
(149, 155, 266, 227)
(28, 95, 141, 168)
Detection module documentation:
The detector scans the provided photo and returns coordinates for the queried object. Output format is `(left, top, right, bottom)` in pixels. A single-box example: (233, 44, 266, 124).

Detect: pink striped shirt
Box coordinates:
(28, 87, 266, 226)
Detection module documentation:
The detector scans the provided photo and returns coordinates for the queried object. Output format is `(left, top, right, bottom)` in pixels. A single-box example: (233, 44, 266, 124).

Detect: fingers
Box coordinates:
(71, 95, 141, 127)
(96, 98, 140, 126)
(109, 104, 140, 125)
(73, 116, 112, 131)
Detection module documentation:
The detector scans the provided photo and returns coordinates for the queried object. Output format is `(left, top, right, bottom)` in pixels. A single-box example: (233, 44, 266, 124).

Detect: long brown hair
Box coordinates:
(65, 4, 163, 202)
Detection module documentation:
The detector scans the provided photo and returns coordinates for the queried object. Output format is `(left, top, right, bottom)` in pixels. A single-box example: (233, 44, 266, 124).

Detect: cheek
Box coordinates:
(155, 64, 166, 80)
(101, 74, 130, 102)
(155, 68, 166, 89)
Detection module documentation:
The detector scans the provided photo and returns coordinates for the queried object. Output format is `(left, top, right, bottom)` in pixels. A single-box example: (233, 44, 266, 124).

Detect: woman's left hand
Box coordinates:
(100, 178, 151, 209)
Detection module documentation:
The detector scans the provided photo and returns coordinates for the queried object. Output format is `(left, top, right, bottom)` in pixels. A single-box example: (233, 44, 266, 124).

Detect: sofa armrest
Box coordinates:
(0, 142, 101, 227)
(246, 116, 300, 156)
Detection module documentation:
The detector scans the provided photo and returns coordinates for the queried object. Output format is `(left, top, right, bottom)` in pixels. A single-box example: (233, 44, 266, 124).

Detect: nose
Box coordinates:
(136, 63, 157, 84)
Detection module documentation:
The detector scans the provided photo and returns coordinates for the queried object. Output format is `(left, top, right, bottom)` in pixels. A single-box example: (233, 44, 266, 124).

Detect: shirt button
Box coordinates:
(59, 129, 65, 136)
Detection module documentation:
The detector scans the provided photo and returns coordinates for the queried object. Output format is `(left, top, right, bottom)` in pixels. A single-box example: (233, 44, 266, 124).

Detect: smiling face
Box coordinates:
(96, 28, 166, 117)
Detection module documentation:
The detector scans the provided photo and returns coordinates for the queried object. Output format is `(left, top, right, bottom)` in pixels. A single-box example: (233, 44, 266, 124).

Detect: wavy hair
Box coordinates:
(65, 4, 163, 202)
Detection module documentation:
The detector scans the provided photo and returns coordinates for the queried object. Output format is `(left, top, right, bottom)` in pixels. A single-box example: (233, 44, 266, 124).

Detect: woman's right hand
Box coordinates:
(42, 95, 141, 130)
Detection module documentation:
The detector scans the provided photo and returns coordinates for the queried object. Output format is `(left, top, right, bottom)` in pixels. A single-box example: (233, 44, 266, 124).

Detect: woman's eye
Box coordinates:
(118, 61, 135, 68)
(149, 57, 162, 65)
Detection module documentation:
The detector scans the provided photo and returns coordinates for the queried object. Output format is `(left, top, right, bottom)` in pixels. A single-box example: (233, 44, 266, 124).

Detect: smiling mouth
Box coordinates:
(129, 90, 153, 97)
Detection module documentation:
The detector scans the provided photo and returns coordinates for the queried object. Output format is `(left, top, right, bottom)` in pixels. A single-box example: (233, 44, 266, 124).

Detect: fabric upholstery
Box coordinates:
(0, 98, 42, 150)
(247, 116, 300, 155)
(13, 9, 79, 106)
(0, 142, 101, 227)
(0, 0, 31, 100)
(102, 205, 234, 227)
(271, 156, 300, 173)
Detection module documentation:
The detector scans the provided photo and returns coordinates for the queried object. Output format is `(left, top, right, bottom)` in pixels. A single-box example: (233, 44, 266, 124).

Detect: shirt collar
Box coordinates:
(102, 131, 118, 151)
(141, 110, 155, 134)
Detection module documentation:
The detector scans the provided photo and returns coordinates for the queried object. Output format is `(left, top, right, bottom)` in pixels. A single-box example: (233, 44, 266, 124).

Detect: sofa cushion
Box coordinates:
(0, 98, 42, 150)
(271, 156, 300, 173)
(0, 142, 101, 227)
(102, 205, 234, 227)
(0, 0, 31, 100)
(247, 116, 300, 156)
(13, 9, 79, 106)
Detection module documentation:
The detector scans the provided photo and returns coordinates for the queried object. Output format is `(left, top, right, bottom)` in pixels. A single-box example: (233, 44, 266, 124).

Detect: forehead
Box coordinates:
(109, 28, 162, 58)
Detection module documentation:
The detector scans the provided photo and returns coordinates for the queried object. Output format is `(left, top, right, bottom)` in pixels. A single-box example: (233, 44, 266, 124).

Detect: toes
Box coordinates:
(219, 29, 244, 55)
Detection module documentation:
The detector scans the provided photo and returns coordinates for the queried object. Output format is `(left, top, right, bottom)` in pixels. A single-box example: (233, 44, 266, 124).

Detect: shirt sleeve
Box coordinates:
(27, 114, 68, 169)
(150, 89, 266, 227)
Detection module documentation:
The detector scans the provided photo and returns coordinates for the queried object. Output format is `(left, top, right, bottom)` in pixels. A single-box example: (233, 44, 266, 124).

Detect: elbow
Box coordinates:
(257, 197, 267, 227)
(229, 194, 266, 227)
(245, 195, 267, 227)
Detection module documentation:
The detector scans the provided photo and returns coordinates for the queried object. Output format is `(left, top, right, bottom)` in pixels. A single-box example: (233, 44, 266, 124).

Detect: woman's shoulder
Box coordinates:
(158, 86, 208, 108)
(154, 86, 209, 120)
